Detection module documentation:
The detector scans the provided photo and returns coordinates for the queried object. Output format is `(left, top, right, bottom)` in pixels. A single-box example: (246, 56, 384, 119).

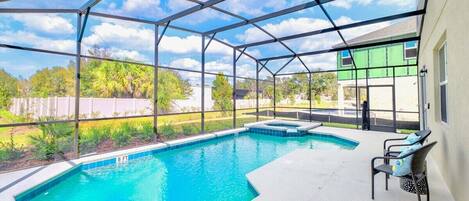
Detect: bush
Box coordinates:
(160, 122, 176, 139)
(29, 123, 73, 160)
(79, 126, 111, 154)
(181, 124, 198, 136)
(110, 123, 135, 147)
(137, 122, 154, 142)
(0, 134, 23, 161)
(121, 122, 138, 137)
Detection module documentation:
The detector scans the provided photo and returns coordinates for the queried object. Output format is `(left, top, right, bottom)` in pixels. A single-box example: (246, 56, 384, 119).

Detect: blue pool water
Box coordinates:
(28, 132, 356, 201)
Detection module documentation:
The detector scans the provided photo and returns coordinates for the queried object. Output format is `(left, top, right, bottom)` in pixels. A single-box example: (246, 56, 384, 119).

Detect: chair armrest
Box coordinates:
(383, 137, 407, 154)
(371, 156, 401, 167)
(385, 151, 401, 156)
(386, 142, 417, 153)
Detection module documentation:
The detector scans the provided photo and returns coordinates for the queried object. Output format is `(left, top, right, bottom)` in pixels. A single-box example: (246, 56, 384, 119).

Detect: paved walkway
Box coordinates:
(247, 127, 455, 201)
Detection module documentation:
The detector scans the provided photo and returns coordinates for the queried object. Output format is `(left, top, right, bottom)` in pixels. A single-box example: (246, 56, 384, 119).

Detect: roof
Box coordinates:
(335, 17, 417, 48)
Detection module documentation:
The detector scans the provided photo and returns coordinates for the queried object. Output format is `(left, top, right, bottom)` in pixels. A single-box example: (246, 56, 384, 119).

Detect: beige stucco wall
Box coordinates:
(418, 0, 469, 200)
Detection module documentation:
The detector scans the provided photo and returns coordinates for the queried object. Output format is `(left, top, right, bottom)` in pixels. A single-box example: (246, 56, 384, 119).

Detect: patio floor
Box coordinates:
(247, 127, 455, 201)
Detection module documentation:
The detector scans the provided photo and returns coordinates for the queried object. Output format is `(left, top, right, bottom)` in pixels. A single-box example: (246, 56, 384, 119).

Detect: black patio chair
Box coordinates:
(371, 141, 437, 201)
(383, 129, 431, 157)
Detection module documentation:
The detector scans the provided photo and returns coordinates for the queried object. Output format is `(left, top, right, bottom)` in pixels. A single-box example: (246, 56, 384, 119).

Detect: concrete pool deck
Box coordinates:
(247, 126, 455, 201)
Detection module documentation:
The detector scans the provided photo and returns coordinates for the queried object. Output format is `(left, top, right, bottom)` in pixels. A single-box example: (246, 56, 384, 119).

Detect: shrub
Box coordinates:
(160, 122, 176, 139)
(29, 123, 73, 160)
(79, 126, 110, 154)
(137, 122, 154, 142)
(110, 123, 135, 147)
(121, 122, 138, 137)
(0, 134, 23, 161)
(181, 124, 198, 136)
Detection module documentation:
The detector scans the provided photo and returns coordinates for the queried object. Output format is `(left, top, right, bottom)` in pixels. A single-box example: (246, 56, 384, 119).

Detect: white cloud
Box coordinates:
(110, 0, 166, 19)
(81, 21, 233, 56)
(0, 31, 75, 52)
(329, 0, 353, 9)
(109, 49, 148, 61)
(217, 0, 307, 17)
(377, 0, 416, 7)
(234, 15, 392, 70)
(236, 17, 332, 43)
(122, 0, 158, 12)
(168, 58, 256, 77)
(300, 53, 338, 71)
(99, 0, 204, 23)
(169, 58, 200, 69)
(329, 0, 374, 9)
(330, 0, 414, 9)
(83, 22, 154, 52)
(10, 14, 74, 34)
(159, 35, 200, 54)
(335, 16, 391, 39)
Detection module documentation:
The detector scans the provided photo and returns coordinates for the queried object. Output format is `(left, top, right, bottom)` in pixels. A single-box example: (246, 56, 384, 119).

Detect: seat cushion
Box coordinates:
(375, 164, 393, 174)
(392, 143, 422, 176)
(405, 133, 421, 144)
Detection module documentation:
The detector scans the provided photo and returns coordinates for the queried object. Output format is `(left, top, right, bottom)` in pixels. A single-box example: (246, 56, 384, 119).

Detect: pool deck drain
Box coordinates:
(246, 127, 455, 201)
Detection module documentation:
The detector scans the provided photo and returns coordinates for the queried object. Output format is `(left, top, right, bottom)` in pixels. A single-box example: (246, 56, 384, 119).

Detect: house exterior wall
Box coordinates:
(337, 42, 418, 80)
(334, 36, 420, 130)
(418, 0, 469, 200)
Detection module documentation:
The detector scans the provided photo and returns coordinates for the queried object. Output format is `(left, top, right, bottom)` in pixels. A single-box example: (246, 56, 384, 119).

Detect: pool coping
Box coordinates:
(0, 127, 248, 201)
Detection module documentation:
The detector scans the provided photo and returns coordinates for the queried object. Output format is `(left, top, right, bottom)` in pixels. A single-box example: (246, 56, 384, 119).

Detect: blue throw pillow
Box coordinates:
(392, 143, 422, 176)
(405, 133, 421, 144)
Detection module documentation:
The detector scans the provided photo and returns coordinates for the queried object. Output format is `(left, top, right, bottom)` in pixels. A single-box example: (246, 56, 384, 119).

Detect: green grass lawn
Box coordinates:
(0, 111, 264, 147)
(1, 107, 414, 149)
(322, 122, 358, 129)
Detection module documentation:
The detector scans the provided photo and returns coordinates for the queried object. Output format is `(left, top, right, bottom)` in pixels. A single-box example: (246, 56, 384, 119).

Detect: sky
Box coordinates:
(0, 0, 418, 79)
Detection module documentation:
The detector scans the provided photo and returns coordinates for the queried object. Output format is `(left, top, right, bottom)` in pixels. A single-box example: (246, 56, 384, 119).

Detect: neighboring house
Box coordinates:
(335, 17, 420, 129)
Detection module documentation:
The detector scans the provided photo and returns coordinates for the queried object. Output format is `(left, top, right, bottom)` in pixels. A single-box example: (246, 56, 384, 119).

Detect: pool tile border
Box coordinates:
(15, 165, 82, 201)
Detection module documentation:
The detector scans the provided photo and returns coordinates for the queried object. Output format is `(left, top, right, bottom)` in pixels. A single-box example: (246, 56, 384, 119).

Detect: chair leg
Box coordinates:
(411, 173, 422, 201)
(371, 170, 375, 199)
(424, 174, 430, 201)
(385, 173, 388, 190)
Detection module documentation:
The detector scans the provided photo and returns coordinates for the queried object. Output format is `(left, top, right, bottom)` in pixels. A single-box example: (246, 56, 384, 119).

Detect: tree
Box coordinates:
(0, 69, 19, 110)
(212, 73, 233, 114)
(29, 65, 74, 97)
(157, 69, 192, 112)
(84, 61, 153, 98)
(311, 72, 338, 103)
(281, 74, 309, 104)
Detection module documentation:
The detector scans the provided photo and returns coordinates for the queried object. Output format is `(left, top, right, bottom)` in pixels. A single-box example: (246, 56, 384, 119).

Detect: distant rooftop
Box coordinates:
(335, 17, 417, 48)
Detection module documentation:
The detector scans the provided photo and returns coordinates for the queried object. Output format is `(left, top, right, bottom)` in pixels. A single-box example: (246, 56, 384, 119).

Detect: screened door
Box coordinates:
(367, 85, 396, 132)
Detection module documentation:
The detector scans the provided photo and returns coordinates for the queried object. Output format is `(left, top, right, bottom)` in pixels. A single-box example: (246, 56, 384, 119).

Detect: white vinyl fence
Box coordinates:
(9, 97, 271, 120)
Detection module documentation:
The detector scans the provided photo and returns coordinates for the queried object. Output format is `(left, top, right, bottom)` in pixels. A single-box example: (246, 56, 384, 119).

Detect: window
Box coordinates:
(404, 41, 418, 59)
(341, 50, 352, 66)
(438, 43, 448, 123)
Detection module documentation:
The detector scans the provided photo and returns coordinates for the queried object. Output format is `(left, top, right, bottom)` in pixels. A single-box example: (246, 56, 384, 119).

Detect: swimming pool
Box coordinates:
(23, 132, 357, 201)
